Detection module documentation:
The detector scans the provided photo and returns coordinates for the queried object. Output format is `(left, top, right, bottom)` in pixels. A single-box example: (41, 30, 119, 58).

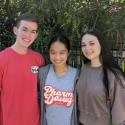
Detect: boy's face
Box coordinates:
(13, 20, 38, 48)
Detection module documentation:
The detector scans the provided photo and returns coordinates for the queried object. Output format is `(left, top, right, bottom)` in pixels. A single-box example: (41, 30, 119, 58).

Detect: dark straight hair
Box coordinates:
(48, 33, 70, 52)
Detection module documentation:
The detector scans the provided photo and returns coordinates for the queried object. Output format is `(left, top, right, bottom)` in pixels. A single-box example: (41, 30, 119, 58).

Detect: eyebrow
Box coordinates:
(82, 40, 94, 44)
(88, 40, 94, 43)
(22, 26, 37, 32)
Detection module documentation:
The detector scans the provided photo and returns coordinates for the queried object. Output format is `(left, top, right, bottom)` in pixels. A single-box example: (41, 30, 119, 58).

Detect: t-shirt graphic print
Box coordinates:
(44, 85, 74, 107)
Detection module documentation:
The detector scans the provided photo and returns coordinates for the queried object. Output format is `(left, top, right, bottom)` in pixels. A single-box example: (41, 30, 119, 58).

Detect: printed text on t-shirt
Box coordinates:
(44, 85, 74, 107)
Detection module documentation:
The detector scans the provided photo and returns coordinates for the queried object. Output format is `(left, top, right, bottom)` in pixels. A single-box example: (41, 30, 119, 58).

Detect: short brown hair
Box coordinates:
(15, 12, 39, 28)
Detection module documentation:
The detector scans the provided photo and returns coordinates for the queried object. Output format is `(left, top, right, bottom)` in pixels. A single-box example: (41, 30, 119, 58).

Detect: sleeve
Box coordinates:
(39, 54, 45, 67)
(0, 94, 2, 124)
(0, 60, 3, 124)
(35, 52, 45, 68)
(0, 63, 3, 92)
(109, 73, 125, 125)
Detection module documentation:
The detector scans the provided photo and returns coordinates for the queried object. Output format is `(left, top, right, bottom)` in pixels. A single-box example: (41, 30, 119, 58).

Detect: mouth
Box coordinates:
(23, 38, 31, 43)
(54, 61, 62, 63)
(86, 52, 93, 56)
(53, 60, 63, 64)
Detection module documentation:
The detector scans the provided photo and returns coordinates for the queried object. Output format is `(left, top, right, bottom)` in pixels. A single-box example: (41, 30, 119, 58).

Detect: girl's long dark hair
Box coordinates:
(82, 29, 125, 98)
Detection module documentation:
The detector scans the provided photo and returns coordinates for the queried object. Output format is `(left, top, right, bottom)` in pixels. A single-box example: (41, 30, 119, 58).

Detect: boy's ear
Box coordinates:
(13, 26, 18, 35)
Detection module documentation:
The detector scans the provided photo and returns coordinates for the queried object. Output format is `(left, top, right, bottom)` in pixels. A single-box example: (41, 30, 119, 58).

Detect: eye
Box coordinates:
(50, 51, 56, 55)
(22, 28, 27, 32)
(31, 31, 37, 34)
(89, 42, 95, 46)
(60, 52, 65, 54)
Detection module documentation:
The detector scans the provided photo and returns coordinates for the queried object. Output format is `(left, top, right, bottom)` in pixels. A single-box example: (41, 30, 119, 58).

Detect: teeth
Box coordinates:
(23, 39, 30, 42)
(86, 52, 93, 55)
(54, 61, 62, 63)
(55, 61, 61, 63)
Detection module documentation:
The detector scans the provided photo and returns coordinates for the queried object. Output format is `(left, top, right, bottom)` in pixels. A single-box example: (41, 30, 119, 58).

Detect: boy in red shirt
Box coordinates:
(0, 13, 45, 125)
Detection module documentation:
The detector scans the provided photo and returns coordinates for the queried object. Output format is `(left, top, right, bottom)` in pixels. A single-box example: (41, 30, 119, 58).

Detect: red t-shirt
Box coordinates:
(0, 48, 44, 125)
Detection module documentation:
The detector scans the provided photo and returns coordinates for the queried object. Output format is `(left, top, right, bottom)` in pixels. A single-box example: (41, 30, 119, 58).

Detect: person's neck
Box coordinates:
(91, 59, 102, 67)
(11, 44, 28, 55)
(54, 65, 68, 76)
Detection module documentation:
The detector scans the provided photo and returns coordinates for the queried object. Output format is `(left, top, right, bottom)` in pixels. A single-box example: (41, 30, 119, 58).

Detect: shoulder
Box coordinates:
(69, 66, 79, 76)
(38, 64, 51, 81)
(69, 66, 77, 72)
(80, 63, 90, 73)
(39, 64, 50, 75)
(28, 49, 45, 66)
(0, 48, 11, 64)
(107, 68, 125, 88)
(28, 49, 44, 58)
(0, 48, 10, 57)
(69, 66, 79, 80)
(107, 68, 123, 80)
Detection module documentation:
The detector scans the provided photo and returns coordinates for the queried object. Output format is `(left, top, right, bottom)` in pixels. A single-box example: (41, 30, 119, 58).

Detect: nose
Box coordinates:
(55, 53, 60, 58)
(84, 45, 91, 51)
(25, 31, 31, 38)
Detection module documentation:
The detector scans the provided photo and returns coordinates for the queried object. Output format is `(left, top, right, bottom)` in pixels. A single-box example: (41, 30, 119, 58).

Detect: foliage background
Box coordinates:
(0, 0, 125, 68)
